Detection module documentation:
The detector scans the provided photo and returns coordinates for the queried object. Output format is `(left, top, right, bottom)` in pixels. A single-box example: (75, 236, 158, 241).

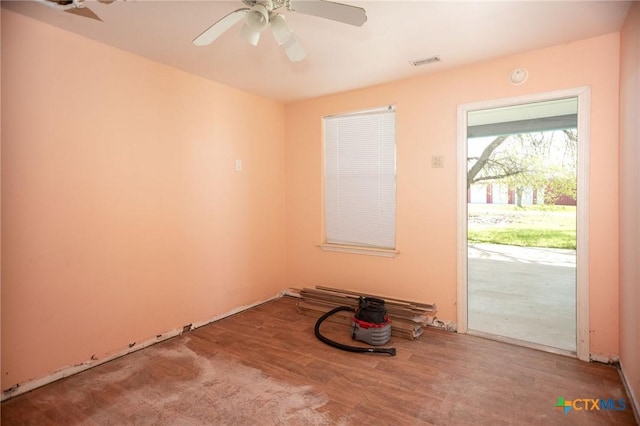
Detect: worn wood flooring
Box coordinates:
(2, 296, 637, 425)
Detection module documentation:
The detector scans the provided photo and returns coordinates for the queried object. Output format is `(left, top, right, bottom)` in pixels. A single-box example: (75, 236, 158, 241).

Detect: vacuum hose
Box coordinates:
(314, 306, 396, 356)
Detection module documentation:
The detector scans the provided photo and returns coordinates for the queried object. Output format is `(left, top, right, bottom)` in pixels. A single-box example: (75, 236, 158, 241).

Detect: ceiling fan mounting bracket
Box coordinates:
(242, 0, 289, 11)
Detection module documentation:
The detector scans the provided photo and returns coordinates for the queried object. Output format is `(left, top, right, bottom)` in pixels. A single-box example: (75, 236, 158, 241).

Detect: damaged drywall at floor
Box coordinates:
(431, 318, 458, 332)
(1, 292, 284, 401)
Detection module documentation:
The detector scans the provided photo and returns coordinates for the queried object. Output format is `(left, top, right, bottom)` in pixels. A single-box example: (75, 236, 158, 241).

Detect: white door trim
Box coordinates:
(456, 87, 591, 361)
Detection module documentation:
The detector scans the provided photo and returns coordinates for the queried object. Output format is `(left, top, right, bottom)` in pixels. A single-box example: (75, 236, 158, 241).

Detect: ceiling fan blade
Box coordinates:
(65, 6, 102, 21)
(281, 34, 306, 62)
(193, 8, 249, 46)
(239, 22, 261, 46)
(291, 0, 367, 27)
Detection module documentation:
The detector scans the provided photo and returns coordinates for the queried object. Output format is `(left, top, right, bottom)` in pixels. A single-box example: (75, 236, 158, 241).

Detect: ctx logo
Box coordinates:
(555, 397, 627, 414)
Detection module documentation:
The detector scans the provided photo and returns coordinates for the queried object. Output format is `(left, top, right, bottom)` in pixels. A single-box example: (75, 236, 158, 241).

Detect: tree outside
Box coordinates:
(467, 129, 577, 249)
(468, 129, 577, 206)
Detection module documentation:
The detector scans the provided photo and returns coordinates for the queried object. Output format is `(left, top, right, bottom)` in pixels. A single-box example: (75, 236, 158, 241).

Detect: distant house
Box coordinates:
(468, 183, 576, 206)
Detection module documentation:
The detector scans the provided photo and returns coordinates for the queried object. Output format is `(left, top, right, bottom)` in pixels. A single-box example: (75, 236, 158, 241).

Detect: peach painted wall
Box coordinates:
(0, 5, 4, 391)
(619, 1, 640, 413)
(1, 10, 286, 389)
(285, 34, 621, 357)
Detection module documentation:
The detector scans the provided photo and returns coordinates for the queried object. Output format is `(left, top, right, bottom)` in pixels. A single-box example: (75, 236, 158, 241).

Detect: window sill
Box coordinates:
(316, 243, 399, 258)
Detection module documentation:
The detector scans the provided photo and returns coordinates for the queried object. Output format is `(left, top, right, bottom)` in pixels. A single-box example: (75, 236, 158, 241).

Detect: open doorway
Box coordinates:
(457, 89, 591, 360)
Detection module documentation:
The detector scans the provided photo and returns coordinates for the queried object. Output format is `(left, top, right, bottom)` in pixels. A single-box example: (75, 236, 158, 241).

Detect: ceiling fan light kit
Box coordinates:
(246, 3, 270, 32)
(192, 0, 368, 63)
(270, 13, 304, 61)
(239, 20, 262, 46)
(270, 14, 290, 45)
(280, 32, 307, 62)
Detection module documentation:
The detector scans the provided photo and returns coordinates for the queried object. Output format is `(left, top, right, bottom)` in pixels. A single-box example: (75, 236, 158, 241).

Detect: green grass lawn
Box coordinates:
(467, 204, 577, 249)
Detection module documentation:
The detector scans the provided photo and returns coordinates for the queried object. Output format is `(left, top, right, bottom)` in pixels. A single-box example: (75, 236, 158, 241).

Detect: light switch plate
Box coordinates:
(431, 155, 444, 168)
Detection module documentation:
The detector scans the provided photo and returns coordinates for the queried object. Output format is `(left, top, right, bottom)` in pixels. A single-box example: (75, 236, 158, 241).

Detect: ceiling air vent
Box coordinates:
(410, 56, 441, 67)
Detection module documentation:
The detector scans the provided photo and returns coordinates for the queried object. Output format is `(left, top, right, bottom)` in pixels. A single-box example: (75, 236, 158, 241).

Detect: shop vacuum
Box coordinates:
(314, 296, 396, 356)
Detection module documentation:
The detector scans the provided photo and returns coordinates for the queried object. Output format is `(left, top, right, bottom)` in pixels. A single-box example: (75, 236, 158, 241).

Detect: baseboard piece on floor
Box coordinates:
(1, 292, 283, 402)
(287, 287, 450, 332)
(619, 362, 640, 424)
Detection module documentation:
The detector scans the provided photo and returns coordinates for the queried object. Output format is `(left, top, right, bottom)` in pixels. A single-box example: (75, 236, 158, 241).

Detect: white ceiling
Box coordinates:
(2, 0, 632, 103)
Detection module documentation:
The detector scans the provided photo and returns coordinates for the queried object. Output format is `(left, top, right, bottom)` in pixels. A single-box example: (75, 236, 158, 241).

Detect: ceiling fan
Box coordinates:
(193, 0, 367, 62)
(38, 0, 116, 22)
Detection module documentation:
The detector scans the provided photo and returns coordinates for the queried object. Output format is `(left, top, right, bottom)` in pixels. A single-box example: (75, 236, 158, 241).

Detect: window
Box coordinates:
(323, 106, 397, 252)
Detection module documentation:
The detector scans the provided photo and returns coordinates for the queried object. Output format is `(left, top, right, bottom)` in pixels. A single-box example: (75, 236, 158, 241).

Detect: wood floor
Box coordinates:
(2, 296, 636, 425)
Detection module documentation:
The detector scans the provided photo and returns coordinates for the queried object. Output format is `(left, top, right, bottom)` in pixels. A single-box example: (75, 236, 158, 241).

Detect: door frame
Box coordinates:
(456, 87, 591, 361)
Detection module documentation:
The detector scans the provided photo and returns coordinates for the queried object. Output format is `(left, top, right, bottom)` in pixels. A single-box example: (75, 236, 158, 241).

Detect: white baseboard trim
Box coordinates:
(1, 292, 284, 402)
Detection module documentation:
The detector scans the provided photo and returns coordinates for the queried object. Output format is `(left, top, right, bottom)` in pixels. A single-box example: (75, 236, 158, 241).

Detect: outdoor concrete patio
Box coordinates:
(467, 243, 577, 352)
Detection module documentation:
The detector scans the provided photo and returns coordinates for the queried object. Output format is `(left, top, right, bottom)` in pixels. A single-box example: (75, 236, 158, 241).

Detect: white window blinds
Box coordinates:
(323, 107, 397, 249)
